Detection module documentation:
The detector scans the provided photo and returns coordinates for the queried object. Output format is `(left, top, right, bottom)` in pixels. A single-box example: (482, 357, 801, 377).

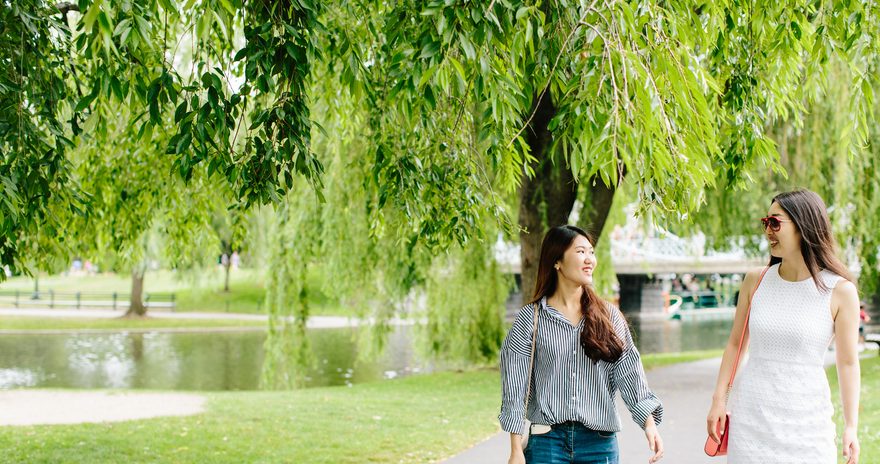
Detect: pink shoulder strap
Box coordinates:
(728, 266, 770, 389)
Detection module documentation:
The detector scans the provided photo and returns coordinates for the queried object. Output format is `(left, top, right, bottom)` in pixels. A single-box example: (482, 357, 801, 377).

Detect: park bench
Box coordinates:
(866, 333, 880, 354)
(0, 290, 176, 311)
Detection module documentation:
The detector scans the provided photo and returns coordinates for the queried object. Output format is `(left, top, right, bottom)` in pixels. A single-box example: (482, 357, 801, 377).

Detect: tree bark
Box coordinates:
(221, 240, 233, 292)
(125, 267, 147, 317)
(580, 169, 623, 239)
(518, 88, 578, 305)
(224, 262, 231, 292)
(518, 89, 624, 306)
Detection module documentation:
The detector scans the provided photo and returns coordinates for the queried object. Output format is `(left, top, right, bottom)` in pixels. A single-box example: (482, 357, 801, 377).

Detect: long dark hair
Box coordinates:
(769, 189, 854, 292)
(530, 225, 624, 363)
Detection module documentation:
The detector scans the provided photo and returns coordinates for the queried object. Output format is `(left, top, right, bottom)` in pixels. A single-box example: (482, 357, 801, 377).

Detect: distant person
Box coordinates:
(859, 302, 871, 344)
(706, 189, 861, 463)
(71, 257, 83, 275)
(671, 278, 684, 292)
(500, 225, 664, 464)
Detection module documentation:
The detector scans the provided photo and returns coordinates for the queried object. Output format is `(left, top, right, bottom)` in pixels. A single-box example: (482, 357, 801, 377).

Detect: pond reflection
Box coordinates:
(0, 317, 734, 391)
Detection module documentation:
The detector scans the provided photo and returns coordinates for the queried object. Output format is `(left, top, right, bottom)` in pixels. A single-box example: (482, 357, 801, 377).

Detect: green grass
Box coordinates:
(828, 354, 880, 458)
(0, 349, 867, 463)
(0, 269, 351, 316)
(0, 316, 267, 331)
(0, 350, 725, 463)
(0, 369, 502, 464)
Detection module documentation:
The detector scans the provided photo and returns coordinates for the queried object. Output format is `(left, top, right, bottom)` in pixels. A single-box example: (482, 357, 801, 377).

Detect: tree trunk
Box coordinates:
(518, 89, 623, 306)
(580, 170, 623, 239)
(31, 276, 40, 300)
(519, 88, 578, 305)
(221, 240, 232, 292)
(224, 262, 231, 292)
(125, 268, 147, 318)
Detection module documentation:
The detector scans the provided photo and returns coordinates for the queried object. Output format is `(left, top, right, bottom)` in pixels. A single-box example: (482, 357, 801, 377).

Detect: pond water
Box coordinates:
(0, 316, 745, 391)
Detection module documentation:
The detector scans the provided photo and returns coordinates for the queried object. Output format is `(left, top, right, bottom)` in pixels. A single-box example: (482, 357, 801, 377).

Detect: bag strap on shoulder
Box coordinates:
(523, 303, 539, 423)
(728, 266, 770, 389)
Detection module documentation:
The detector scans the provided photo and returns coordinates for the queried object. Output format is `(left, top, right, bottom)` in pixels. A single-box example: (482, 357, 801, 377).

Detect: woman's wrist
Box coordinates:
(510, 433, 524, 451)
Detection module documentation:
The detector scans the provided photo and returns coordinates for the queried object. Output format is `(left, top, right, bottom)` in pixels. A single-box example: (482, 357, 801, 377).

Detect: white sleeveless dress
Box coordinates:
(727, 264, 841, 463)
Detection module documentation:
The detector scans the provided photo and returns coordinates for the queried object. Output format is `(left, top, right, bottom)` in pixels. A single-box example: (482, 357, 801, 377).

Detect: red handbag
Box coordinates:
(704, 267, 769, 457)
(704, 413, 729, 456)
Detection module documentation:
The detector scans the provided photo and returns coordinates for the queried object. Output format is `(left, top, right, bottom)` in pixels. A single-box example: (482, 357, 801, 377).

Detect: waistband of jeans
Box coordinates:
(549, 421, 612, 433)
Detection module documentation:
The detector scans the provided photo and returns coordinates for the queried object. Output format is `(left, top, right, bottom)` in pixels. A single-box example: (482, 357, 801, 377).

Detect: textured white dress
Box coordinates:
(727, 264, 841, 463)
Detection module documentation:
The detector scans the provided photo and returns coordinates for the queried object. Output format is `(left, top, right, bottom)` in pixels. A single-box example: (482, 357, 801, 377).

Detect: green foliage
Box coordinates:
(7, 0, 880, 263)
(420, 240, 510, 364)
(0, 3, 82, 274)
(679, 60, 880, 295)
(7, 0, 880, 378)
(59, 105, 221, 277)
(259, 196, 315, 390)
(70, 0, 324, 203)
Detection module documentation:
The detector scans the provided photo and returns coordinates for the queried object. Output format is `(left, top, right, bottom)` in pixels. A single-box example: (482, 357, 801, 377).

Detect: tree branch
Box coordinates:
(55, 2, 79, 20)
(504, 4, 599, 150)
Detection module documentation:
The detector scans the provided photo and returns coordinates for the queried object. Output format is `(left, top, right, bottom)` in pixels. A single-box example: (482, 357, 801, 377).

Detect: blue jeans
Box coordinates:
(524, 421, 620, 464)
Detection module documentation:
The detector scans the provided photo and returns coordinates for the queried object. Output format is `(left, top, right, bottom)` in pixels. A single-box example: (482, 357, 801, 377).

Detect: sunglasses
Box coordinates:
(759, 216, 792, 232)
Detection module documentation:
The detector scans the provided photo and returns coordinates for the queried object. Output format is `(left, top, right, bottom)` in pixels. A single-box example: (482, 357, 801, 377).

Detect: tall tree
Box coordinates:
(59, 107, 223, 317)
(6, 1, 880, 366)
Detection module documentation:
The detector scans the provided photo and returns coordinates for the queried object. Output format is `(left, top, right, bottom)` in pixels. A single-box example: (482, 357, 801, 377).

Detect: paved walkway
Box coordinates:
(0, 391, 205, 426)
(443, 351, 843, 464)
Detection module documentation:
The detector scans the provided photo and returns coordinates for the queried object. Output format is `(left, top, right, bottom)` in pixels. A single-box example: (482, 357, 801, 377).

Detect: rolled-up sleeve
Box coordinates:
(498, 305, 534, 435)
(611, 307, 663, 429)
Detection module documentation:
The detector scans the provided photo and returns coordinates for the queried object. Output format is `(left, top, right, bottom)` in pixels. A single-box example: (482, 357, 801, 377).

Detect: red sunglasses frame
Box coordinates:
(759, 216, 792, 231)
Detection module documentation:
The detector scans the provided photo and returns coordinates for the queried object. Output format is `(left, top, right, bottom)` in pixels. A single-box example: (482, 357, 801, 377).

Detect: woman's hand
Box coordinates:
(507, 447, 525, 464)
(644, 417, 663, 463)
(705, 398, 727, 445)
(842, 426, 859, 464)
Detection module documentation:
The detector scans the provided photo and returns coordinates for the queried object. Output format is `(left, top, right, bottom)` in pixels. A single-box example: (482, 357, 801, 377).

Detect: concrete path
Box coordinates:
(443, 351, 844, 464)
(0, 391, 205, 426)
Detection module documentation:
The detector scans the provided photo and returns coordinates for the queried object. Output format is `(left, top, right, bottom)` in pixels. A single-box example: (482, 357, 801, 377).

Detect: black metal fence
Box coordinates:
(0, 290, 177, 311)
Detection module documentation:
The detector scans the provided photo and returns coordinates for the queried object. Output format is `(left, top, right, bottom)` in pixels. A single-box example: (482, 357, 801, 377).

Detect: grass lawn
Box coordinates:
(0, 269, 351, 316)
(0, 345, 870, 463)
(639, 349, 723, 371)
(0, 369, 502, 464)
(828, 354, 880, 458)
(0, 316, 267, 331)
(0, 350, 725, 463)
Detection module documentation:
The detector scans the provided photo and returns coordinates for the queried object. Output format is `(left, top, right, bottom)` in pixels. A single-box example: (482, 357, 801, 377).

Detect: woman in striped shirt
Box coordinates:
(500, 225, 664, 464)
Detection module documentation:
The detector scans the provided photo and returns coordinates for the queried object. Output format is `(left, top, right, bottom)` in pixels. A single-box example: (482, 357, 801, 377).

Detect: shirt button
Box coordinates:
(572, 350, 576, 354)
(571, 396, 576, 400)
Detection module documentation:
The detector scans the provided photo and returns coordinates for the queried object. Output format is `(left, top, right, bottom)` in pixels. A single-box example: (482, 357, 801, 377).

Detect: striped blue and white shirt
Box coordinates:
(499, 297, 663, 435)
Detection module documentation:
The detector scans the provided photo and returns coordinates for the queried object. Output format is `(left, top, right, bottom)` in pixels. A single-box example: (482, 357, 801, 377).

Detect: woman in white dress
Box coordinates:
(706, 189, 861, 464)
